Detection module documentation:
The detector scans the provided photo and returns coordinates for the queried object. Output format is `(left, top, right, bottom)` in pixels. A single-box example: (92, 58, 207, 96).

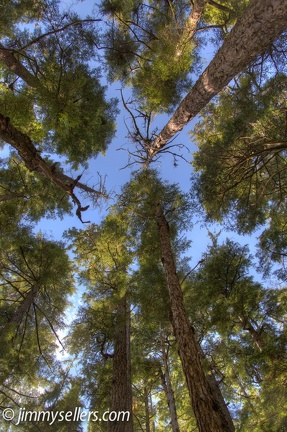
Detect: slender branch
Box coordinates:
(19, 19, 101, 51)
(207, 0, 233, 13)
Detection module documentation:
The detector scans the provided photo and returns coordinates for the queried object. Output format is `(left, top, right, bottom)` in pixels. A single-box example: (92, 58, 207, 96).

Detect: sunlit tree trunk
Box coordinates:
(156, 203, 234, 432)
(151, 0, 287, 159)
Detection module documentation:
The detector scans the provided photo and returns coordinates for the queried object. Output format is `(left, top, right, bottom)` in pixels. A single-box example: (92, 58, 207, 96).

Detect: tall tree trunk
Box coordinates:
(144, 386, 151, 432)
(150, 0, 287, 159)
(108, 296, 133, 432)
(156, 203, 234, 432)
(160, 336, 180, 432)
(183, 0, 207, 43)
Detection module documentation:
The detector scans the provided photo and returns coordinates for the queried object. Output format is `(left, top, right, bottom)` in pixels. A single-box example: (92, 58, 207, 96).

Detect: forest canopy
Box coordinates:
(1, 1, 287, 431)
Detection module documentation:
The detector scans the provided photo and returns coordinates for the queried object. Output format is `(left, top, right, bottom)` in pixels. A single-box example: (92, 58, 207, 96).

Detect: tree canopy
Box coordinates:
(1, 1, 287, 431)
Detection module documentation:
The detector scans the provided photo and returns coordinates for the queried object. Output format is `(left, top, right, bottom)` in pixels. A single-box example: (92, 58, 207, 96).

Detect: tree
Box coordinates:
(0, 227, 75, 424)
(191, 48, 287, 276)
(118, 170, 234, 432)
(100, 0, 204, 112)
(67, 214, 134, 432)
(149, 0, 287, 161)
(2, 0, 287, 430)
(185, 238, 287, 430)
(0, 1, 116, 219)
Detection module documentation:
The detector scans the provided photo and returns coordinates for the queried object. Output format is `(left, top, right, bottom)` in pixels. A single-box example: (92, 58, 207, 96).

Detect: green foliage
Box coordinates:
(0, 156, 72, 227)
(202, 0, 250, 29)
(101, 0, 195, 112)
(185, 238, 287, 429)
(0, 0, 46, 38)
(0, 227, 75, 421)
(0, 3, 117, 168)
(39, 65, 116, 167)
(192, 73, 287, 232)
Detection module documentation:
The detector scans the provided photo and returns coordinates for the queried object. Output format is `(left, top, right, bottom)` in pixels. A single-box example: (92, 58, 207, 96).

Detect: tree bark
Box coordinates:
(108, 296, 133, 432)
(160, 336, 180, 432)
(0, 43, 47, 92)
(150, 0, 287, 159)
(144, 386, 151, 432)
(185, 0, 207, 42)
(156, 203, 234, 432)
(0, 113, 106, 218)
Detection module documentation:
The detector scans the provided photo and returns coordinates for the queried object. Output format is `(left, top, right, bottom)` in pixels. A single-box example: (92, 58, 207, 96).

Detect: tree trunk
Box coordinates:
(160, 336, 180, 432)
(150, 0, 287, 159)
(108, 296, 133, 432)
(156, 203, 234, 432)
(3, 284, 40, 340)
(0, 43, 47, 92)
(238, 315, 265, 352)
(184, 0, 207, 42)
(144, 386, 151, 432)
(0, 113, 105, 220)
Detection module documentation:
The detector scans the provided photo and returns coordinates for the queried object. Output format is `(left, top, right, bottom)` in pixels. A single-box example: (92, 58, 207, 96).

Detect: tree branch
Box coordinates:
(0, 113, 106, 222)
(149, 0, 287, 161)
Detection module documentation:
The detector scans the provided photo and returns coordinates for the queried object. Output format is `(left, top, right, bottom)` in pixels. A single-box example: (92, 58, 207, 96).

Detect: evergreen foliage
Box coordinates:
(1, 1, 287, 431)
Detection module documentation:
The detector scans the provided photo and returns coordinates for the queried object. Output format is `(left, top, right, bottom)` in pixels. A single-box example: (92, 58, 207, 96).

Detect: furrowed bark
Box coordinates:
(108, 296, 133, 432)
(156, 203, 234, 432)
(150, 0, 287, 159)
(185, 0, 208, 41)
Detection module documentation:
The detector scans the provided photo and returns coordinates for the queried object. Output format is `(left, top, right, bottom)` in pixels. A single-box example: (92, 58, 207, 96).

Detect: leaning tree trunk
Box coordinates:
(156, 203, 234, 432)
(150, 0, 287, 159)
(108, 296, 133, 432)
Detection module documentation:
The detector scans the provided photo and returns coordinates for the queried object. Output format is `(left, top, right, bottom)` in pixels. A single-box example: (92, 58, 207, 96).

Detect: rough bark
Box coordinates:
(149, 0, 287, 160)
(160, 337, 180, 432)
(156, 203, 234, 432)
(108, 296, 133, 432)
(0, 43, 47, 92)
(185, 0, 208, 41)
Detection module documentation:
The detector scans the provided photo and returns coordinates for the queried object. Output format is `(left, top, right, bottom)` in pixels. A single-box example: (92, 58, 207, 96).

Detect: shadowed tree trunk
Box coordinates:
(108, 296, 133, 432)
(156, 203, 234, 432)
(160, 336, 180, 432)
